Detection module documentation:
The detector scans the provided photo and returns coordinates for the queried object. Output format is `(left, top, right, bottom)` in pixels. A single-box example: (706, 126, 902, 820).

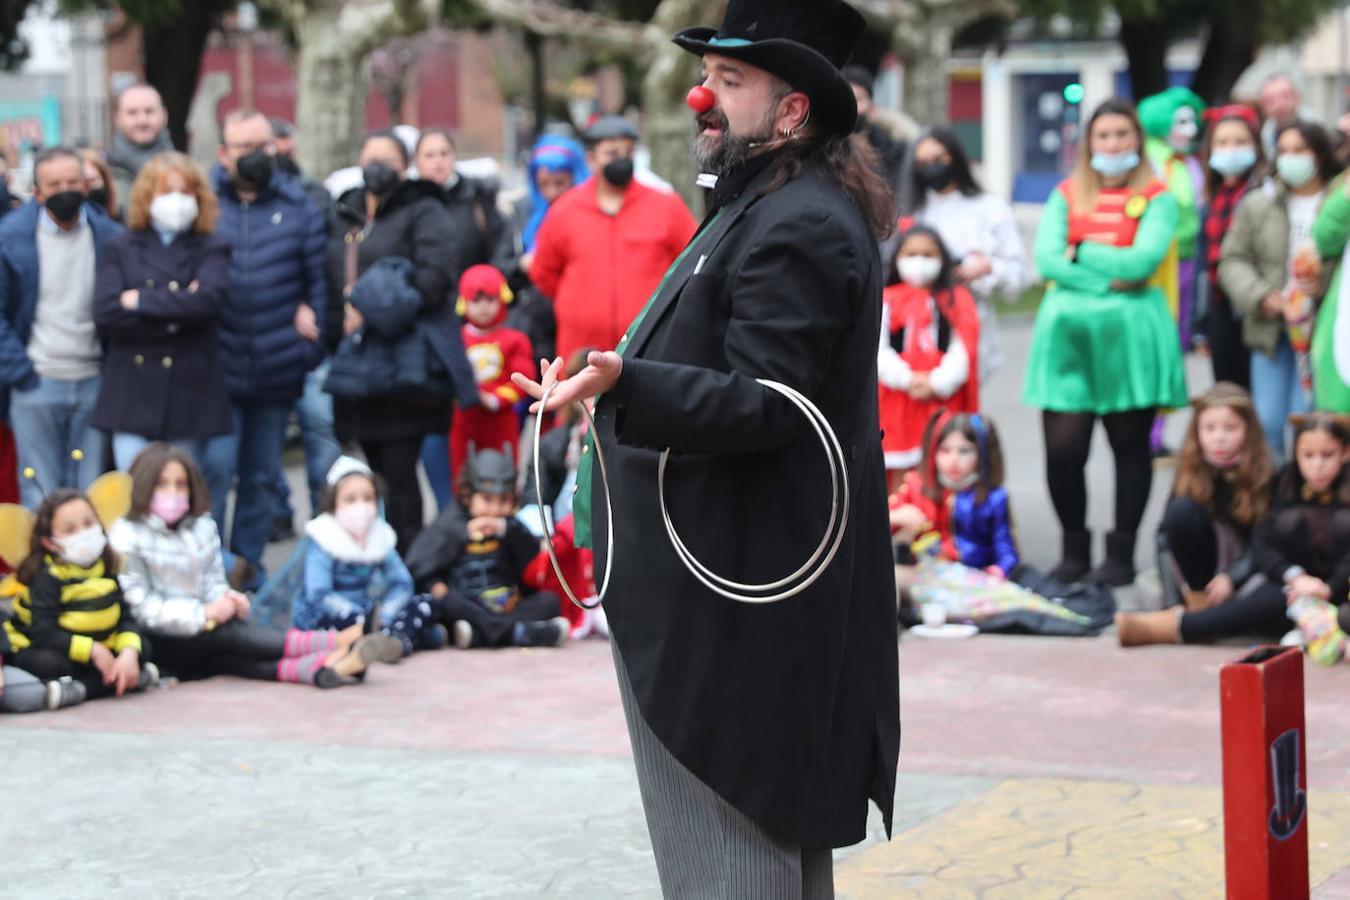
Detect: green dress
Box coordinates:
(1022, 187, 1188, 414)
(1310, 178, 1350, 413)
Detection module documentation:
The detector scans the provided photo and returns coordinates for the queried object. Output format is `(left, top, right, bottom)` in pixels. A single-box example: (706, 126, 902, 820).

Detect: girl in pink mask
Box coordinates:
(1149, 382, 1275, 615)
(110, 443, 397, 687)
(293, 456, 446, 656)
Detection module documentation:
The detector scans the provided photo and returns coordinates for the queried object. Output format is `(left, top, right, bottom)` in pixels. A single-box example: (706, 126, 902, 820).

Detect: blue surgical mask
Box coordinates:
(1090, 151, 1141, 178)
(1277, 153, 1317, 189)
(1209, 147, 1258, 178)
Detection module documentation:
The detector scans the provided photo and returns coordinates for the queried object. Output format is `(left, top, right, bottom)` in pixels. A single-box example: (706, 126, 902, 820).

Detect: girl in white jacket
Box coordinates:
(111, 443, 401, 687)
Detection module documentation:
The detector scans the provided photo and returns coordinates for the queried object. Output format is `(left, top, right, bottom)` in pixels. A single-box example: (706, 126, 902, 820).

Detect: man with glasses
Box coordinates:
(203, 109, 328, 588)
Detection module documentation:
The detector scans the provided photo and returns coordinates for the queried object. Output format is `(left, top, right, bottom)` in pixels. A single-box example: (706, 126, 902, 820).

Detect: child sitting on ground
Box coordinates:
(890, 411, 1105, 634)
(1154, 382, 1274, 612)
(1117, 413, 1350, 656)
(1, 615, 86, 712)
(406, 444, 570, 649)
(295, 456, 445, 657)
(113, 443, 394, 687)
(878, 223, 980, 489)
(5, 488, 153, 701)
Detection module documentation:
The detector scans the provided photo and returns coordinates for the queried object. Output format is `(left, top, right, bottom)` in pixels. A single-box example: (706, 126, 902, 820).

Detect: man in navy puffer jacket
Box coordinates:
(203, 110, 327, 579)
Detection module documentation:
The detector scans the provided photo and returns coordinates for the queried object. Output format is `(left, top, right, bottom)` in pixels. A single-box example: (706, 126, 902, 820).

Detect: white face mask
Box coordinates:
(898, 256, 942, 287)
(336, 502, 378, 539)
(149, 191, 199, 234)
(57, 525, 107, 568)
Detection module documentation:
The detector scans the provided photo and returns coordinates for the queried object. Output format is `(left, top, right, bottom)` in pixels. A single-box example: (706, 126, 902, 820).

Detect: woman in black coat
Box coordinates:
(323, 130, 477, 551)
(91, 151, 233, 505)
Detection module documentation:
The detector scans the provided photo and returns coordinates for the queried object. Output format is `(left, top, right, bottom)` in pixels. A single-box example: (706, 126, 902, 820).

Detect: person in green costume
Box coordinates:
(1311, 170, 1350, 413)
(1139, 86, 1206, 349)
(1023, 98, 1188, 586)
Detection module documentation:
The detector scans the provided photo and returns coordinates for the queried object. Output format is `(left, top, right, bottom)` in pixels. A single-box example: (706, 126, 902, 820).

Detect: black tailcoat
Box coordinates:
(595, 156, 900, 848)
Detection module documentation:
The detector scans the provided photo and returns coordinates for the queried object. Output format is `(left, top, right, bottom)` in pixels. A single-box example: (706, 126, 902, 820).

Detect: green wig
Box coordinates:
(1137, 87, 1206, 140)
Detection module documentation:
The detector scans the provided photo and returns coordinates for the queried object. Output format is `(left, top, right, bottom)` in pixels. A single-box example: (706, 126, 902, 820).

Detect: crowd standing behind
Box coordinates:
(3, 70, 1350, 715)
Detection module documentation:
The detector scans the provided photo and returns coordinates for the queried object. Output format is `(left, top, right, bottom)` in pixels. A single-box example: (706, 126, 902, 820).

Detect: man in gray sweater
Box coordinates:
(0, 147, 122, 505)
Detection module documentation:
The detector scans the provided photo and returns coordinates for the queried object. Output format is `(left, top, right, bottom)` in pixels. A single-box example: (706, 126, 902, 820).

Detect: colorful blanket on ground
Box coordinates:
(908, 537, 1115, 636)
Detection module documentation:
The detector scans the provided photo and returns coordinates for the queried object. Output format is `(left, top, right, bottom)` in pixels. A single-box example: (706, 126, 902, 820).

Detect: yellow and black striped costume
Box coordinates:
(3, 559, 141, 663)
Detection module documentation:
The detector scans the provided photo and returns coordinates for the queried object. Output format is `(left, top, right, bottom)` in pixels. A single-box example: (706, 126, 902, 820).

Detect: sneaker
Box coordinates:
(361, 633, 405, 665)
(453, 620, 475, 649)
(136, 662, 161, 691)
(420, 623, 449, 651)
(590, 605, 609, 639)
(44, 676, 87, 710)
(313, 667, 359, 689)
(513, 619, 568, 648)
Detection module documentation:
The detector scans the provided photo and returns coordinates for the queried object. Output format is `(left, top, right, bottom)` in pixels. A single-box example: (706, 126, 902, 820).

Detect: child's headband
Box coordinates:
(326, 455, 373, 487)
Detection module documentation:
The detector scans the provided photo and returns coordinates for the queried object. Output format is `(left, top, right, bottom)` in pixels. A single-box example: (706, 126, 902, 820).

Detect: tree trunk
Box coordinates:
(294, 9, 371, 182)
(640, 0, 726, 213)
(1118, 17, 1170, 101)
(526, 31, 545, 143)
(1190, 14, 1257, 105)
(898, 14, 953, 125)
(142, 3, 216, 151)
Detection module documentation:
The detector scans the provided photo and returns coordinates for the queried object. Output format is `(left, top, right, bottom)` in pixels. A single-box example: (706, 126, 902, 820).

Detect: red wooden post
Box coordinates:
(1220, 645, 1309, 900)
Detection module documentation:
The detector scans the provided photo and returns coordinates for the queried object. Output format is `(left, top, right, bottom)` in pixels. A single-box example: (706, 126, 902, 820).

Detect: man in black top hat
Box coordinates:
(515, 1, 899, 895)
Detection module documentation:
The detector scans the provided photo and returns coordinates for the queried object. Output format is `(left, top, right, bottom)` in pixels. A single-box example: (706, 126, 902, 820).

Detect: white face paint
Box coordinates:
(1169, 106, 1199, 152)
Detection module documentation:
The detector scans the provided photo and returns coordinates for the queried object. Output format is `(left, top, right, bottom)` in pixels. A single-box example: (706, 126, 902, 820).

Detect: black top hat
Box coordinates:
(673, 0, 866, 136)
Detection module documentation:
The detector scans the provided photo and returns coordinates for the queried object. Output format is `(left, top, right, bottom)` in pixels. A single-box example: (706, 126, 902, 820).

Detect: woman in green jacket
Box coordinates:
(1218, 121, 1339, 460)
(1023, 98, 1187, 586)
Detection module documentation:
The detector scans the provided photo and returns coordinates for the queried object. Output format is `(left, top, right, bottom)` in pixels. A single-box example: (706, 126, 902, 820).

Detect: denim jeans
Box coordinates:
(1250, 335, 1312, 464)
(111, 432, 232, 521)
(272, 363, 342, 521)
(203, 400, 291, 566)
(9, 374, 107, 508)
(420, 432, 453, 512)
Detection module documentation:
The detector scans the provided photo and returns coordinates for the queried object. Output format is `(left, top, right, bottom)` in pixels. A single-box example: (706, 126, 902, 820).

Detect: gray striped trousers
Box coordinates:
(612, 640, 834, 899)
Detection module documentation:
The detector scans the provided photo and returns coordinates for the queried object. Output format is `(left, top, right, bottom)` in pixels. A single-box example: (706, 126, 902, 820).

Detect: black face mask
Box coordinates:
(235, 149, 274, 188)
(362, 163, 400, 198)
(275, 155, 301, 177)
(44, 190, 84, 224)
(602, 157, 635, 188)
(915, 161, 955, 191)
(86, 186, 110, 212)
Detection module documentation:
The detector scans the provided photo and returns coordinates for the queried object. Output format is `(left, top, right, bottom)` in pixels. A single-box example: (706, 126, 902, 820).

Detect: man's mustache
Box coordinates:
(697, 109, 729, 132)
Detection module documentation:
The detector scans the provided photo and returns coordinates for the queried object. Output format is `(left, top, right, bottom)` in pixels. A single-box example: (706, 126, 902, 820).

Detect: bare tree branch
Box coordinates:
(473, 0, 656, 53)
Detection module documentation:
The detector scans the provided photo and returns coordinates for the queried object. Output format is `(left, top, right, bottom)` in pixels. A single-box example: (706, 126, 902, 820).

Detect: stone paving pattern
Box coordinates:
(7, 320, 1349, 897)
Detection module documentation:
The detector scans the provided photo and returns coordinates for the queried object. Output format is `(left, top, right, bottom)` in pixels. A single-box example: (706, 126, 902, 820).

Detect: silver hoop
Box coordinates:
(658, 379, 849, 604)
(531, 381, 613, 611)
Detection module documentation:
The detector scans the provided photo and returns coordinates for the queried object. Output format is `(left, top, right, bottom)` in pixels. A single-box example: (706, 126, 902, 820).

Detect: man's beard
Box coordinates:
(692, 106, 778, 177)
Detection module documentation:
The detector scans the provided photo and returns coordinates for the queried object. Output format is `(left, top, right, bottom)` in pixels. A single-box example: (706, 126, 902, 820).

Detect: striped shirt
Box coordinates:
(4, 559, 141, 662)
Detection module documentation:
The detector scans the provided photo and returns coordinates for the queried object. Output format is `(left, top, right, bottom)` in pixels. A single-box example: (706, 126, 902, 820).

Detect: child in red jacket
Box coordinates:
(452, 265, 535, 481)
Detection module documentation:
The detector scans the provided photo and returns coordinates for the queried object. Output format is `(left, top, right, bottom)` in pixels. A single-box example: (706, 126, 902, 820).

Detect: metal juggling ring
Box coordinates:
(658, 379, 850, 604)
(532, 380, 613, 611)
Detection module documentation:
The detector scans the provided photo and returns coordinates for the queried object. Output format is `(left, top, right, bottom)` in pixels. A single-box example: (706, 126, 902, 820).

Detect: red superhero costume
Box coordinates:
(450, 266, 535, 479)
(877, 282, 980, 470)
(521, 513, 596, 631)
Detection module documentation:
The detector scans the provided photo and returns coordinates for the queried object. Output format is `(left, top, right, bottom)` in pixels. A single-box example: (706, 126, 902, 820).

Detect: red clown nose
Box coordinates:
(686, 86, 715, 114)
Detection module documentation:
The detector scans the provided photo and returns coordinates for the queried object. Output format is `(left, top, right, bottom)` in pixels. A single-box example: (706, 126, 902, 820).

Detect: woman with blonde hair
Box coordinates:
(1023, 98, 1188, 586)
(90, 151, 233, 511)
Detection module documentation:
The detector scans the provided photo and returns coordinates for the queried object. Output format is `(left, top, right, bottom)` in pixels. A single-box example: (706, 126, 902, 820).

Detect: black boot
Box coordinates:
(1049, 530, 1092, 583)
(1088, 531, 1137, 587)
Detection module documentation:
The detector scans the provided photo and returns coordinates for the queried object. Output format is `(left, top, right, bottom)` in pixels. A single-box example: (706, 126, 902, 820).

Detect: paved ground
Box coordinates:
(8, 318, 1348, 899)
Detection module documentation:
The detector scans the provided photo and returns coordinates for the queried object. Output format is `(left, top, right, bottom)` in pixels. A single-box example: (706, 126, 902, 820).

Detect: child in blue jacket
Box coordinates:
(295, 457, 446, 656)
